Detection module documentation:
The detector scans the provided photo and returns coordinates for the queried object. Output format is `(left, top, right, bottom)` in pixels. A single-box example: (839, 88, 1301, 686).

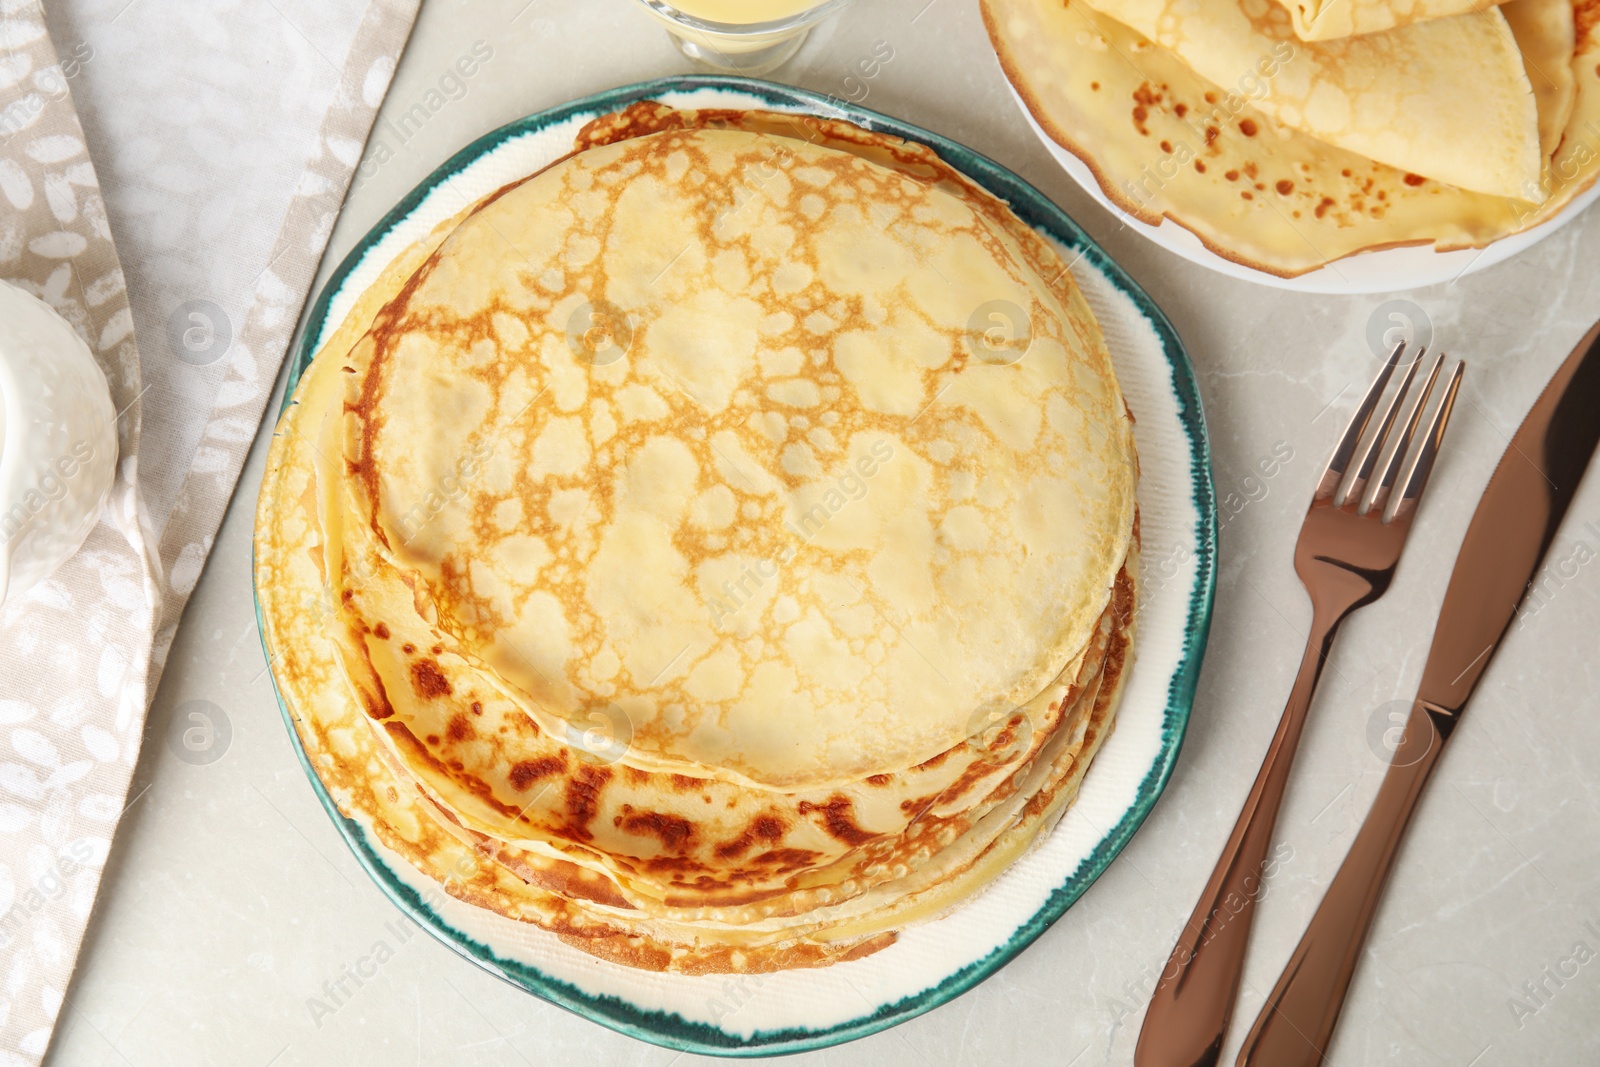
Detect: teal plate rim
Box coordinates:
(255, 74, 1218, 1058)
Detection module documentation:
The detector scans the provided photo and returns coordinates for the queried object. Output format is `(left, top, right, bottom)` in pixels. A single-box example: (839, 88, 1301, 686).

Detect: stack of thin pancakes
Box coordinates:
(255, 104, 1139, 973)
(984, 0, 1600, 275)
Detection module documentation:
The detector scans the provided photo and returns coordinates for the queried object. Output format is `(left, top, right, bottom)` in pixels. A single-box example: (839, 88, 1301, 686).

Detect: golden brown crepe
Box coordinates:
(1072, 0, 1541, 198)
(1506, 0, 1578, 157)
(255, 103, 1140, 971)
(1271, 0, 1499, 42)
(983, 0, 1600, 277)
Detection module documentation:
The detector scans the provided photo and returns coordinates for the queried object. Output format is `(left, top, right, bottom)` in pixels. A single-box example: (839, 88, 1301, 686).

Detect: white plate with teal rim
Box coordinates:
(259, 75, 1217, 1057)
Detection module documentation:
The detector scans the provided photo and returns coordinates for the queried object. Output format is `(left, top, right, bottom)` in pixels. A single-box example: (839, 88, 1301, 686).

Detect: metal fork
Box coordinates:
(1134, 343, 1465, 1067)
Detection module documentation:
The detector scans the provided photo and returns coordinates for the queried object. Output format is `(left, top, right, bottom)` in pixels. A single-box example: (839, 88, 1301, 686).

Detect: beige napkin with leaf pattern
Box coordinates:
(0, 1, 418, 1061)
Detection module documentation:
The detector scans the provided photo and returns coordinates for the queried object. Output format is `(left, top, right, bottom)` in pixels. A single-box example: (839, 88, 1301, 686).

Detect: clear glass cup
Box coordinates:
(634, 0, 856, 76)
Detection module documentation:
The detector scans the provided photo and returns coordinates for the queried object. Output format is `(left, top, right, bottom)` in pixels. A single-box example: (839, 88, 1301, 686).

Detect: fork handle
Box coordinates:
(1135, 605, 1344, 1067)
(1235, 700, 1446, 1067)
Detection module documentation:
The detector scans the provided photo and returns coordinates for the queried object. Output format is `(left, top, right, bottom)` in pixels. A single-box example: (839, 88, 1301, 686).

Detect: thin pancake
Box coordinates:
(257, 345, 1131, 970)
(1506, 0, 1579, 158)
(343, 114, 1135, 791)
(254, 104, 1141, 972)
(982, 0, 1600, 277)
(318, 452, 1115, 913)
(256, 346, 1134, 967)
(1271, 0, 1498, 42)
(317, 106, 1132, 914)
(1072, 0, 1541, 198)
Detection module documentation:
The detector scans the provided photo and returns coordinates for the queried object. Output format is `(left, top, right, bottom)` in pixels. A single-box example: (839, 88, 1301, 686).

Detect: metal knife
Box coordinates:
(1236, 316, 1600, 1067)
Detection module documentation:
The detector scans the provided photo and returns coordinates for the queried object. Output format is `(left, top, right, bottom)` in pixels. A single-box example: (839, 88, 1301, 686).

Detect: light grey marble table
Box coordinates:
(46, 1, 1600, 1064)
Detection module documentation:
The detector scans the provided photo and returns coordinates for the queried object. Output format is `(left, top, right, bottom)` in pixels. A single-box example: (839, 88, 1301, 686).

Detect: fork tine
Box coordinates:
(1316, 342, 1407, 500)
(1364, 350, 1444, 514)
(1387, 360, 1465, 521)
(1339, 350, 1426, 508)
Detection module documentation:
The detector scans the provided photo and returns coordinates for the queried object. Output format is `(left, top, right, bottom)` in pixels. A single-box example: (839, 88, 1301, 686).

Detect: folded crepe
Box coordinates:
(1505, 0, 1578, 157)
(1073, 0, 1542, 198)
(1270, 0, 1499, 42)
(256, 103, 1140, 971)
(983, 0, 1600, 276)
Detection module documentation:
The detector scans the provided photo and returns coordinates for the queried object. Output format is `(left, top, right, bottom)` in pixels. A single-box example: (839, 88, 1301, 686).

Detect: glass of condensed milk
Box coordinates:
(634, 0, 855, 75)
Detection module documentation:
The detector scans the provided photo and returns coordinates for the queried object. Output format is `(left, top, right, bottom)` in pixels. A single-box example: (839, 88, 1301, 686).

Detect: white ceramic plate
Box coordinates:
(262, 75, 1218, 1056)
(1005, 83, 1600, 295)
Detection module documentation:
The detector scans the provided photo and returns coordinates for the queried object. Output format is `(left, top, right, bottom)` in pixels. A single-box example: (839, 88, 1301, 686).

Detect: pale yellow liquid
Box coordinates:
(666, 0, 825, 23)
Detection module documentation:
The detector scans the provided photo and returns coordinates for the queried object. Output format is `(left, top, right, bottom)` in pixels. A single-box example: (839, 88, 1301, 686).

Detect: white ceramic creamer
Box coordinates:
(0, 279, 119, 608)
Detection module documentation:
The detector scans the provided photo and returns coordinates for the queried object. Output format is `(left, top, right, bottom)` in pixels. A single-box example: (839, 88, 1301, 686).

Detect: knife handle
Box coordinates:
(1136, 607, 1343, 1067)
(1236, 699, 1447, 1067)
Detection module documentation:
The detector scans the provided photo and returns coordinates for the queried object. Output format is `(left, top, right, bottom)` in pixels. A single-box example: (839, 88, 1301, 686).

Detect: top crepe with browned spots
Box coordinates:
(254, 105, 1139, 967)
(336, 115, 1135, 790)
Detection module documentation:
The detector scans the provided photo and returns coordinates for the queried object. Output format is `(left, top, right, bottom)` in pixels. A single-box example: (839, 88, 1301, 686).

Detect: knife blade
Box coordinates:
(1237, 316, 1600, 1067)
(1417, 315, 1600, 725)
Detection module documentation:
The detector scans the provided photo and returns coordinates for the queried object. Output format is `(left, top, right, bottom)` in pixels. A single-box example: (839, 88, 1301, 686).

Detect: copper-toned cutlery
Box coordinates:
(1237, 318, 1600, 1067)
(1136, 343, 1465, 1067)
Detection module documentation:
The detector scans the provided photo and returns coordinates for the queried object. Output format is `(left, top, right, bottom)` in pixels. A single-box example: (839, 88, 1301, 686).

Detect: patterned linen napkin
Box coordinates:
(0, 1, 419, 1061)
